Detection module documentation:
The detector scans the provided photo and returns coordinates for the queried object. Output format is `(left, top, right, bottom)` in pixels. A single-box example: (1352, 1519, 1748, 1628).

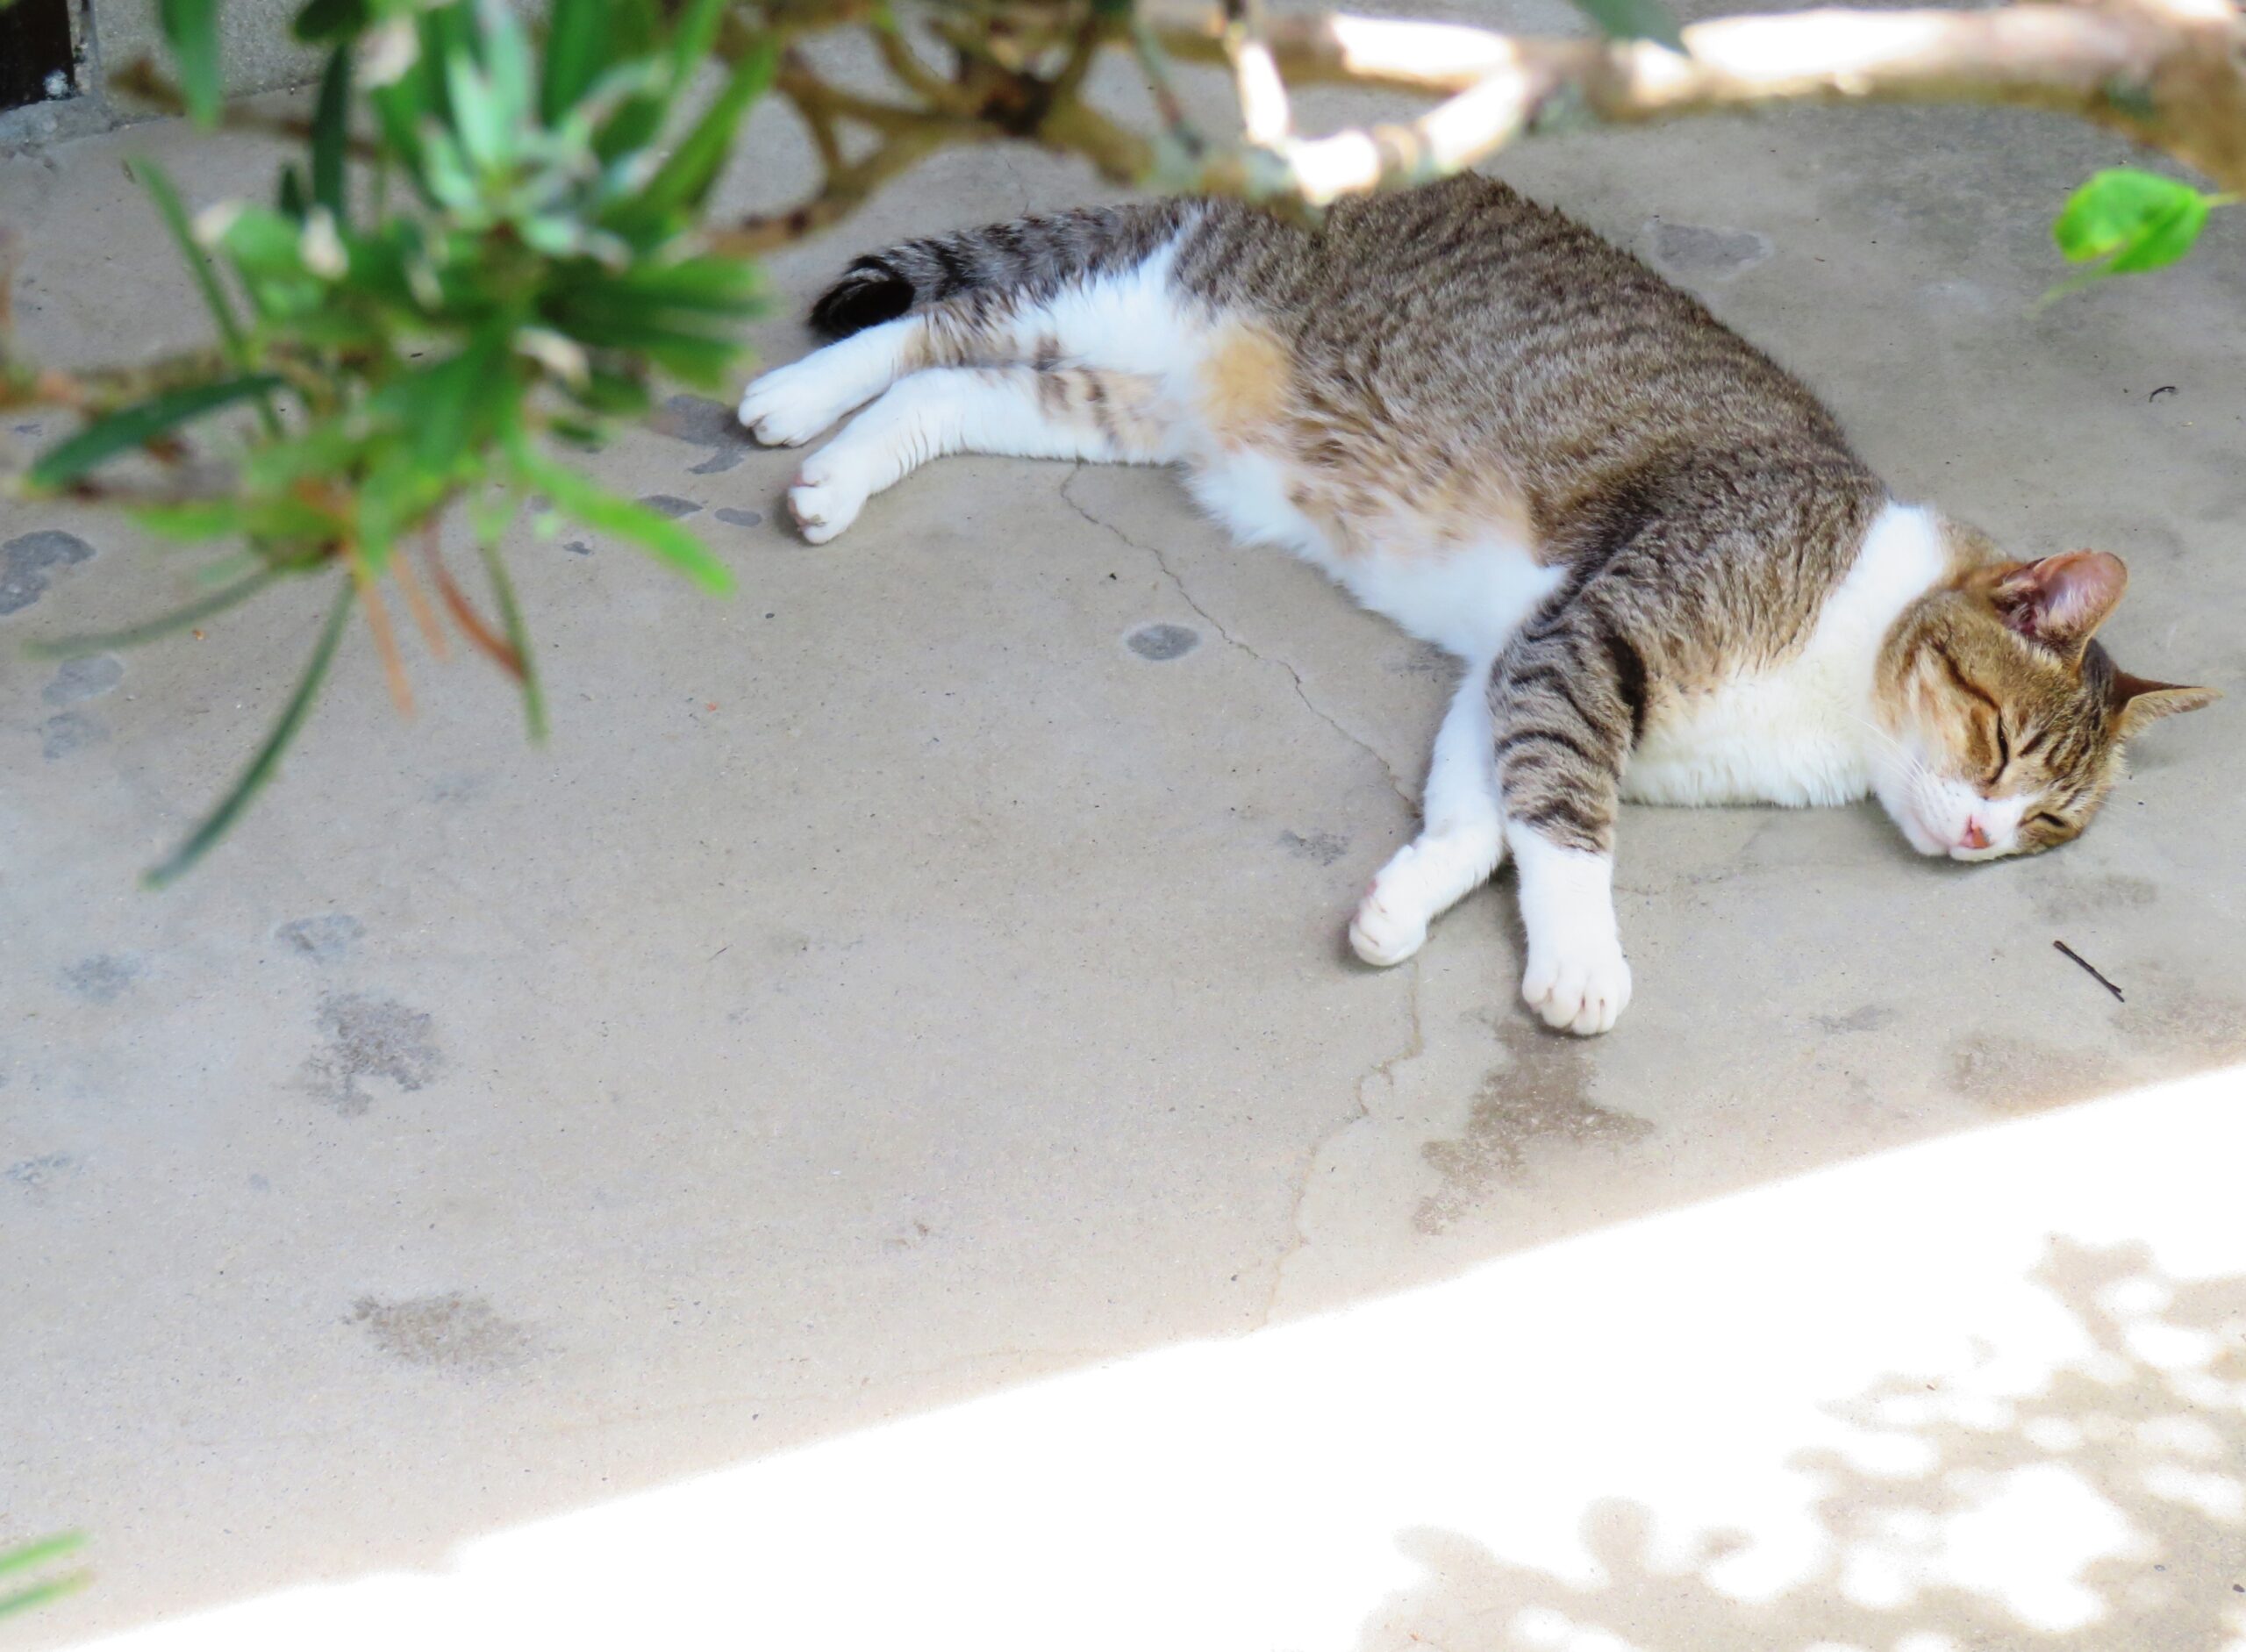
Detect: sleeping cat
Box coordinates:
(736, 175, 2215, 1036)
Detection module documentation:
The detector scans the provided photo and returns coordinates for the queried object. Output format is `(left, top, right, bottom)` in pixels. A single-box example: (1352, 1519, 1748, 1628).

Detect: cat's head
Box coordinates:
(1872, 547, 2216, 860)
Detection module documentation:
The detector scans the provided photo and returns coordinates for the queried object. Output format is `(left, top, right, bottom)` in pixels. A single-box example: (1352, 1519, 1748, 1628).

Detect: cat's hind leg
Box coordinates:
(1349, 658, 1508, 967)
(787, 366, 1174, 542)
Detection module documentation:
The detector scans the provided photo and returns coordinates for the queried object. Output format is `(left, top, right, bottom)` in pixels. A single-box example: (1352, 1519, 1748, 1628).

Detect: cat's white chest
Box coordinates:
(1622, 501, 1945, 808)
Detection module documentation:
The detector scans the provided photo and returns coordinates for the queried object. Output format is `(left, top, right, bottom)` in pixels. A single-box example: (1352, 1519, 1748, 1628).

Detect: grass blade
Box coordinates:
(144, 582, 355, 890)
(0, 1573, 90, 1621)
(25, 567, 283, 659)
(132, 159, 248, 361)
(132, 159, 282, 437)
(31, 375, 283, 490)
(159, 0, 223, 126)
(0, 1535, 84, 1581)
(623, 43, 776, 225)
(311, 44, 353, 221)
(476, 536, 546, 743)
(512, 445, 733, 594)
(540, 0, 607, 122)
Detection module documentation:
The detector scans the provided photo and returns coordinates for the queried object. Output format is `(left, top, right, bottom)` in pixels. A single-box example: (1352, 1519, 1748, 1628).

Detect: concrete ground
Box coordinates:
(4, 8, 2243, 1648)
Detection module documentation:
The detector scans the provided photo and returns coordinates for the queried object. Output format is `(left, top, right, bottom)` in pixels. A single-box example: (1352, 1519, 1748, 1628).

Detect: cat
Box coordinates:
(736, 175, 2216, 1036)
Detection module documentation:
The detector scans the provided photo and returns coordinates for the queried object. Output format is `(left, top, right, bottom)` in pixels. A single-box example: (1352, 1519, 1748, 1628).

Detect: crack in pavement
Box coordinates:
(1055, 463, 1430, 1327)
(1256, 955, 1426, 1327)
(1058, 465, 1416, 809)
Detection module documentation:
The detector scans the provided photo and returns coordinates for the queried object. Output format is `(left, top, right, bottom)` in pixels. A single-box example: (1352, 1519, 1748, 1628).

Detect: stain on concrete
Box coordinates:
(1644, 219, 1773, 281)
(304, 992, 441, 1115)
(430, 772, 486, 805)
(1389, 640, 1452, 679)
(348, 1292, 532, 1371)
(39, 710, 102, 760)
(40, 654, 122, 705)
(61, 954, 139, 1004)
(1812, 1004, 1899, 1034)
(4, 1152, 77, 1205)
(277, 913, 364, 962)
(1279, 830, 1350, 866)
(1946, 1033, 2115, 1115)
(2036, 870, 2159, 921)
(564, 540, 595, 555)
(0, 529, 94, 616)
(652, 393, 751, 476)
(1417, 1028, 1655, 1233)
(715, 507, 763, 528)
(1127, 623, 1199, 662)
(2115, 978, 2246, 1062)
(883, 1219, 934, 1252)
(637, 493, 705, 519)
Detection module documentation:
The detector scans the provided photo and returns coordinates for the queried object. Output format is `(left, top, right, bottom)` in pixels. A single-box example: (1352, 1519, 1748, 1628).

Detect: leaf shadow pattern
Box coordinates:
(1358, 1240, 2246, 1650)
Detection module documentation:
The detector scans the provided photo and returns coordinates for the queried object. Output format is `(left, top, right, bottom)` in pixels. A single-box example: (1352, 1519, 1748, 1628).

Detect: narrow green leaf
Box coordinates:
(130, 159, 280, 433)
(25, 569, 282, 659)
(311, 44, 352, 221)
(476, 536, 547, 743)
(291, 0, 367, 44)
(277, 162, 309, 219)
(29, 375, 284, 490)
(477, 0, 535, 134)
(1568, 0, 1684, 49)
(160, 0, 224, 126)
(446, 52, 510, 172)
(512, 445, 733, 593)
(540, 0, 608, 123)
(613, 42, 775, 230)
(0, 1573, 89, 1621)
(0, 1535, 83, 1581)
(134, 497, 247, 540)
(668, 0, 731, 82)
(145, 582, 355, 890)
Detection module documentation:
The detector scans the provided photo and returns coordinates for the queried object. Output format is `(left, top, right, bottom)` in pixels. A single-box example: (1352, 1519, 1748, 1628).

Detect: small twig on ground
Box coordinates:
(2054, 939, 2126, 1002)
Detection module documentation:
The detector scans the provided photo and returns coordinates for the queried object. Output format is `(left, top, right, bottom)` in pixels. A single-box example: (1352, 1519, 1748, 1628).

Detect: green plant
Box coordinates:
(0, 1532, 89, 1620)
(4, 0, 769, 885)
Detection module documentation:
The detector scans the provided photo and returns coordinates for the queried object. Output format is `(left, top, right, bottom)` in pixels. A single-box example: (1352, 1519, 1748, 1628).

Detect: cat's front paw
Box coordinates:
(785, 450, 871, 544)
(739, 357, 853, 447)
(1520, 931, 1632, 1037)
(1348, 874, 1427, 968)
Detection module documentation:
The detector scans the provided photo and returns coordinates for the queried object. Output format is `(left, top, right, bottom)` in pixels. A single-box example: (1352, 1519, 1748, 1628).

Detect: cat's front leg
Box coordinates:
(1507, 826, 1631, 1035)
(1490, 604, 1642, 1033)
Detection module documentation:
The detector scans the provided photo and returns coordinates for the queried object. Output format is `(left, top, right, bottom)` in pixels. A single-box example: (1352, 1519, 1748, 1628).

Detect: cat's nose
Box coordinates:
(1961, 817, 1990, 851)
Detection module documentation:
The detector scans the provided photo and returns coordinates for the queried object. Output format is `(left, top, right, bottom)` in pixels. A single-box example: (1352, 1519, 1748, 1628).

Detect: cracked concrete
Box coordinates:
(1061, 462, 1417, 806)
(4, 12, 2245, 1649)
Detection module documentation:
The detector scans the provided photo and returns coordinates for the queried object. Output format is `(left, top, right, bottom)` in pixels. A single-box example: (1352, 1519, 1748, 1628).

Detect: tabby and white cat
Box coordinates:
(736, 175, 2214, 1036)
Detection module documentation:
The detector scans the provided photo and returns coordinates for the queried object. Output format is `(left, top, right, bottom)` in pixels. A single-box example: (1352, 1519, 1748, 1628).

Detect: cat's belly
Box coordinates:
(1181, 447, 1563, 661)
(1623, 669, 1873, 808)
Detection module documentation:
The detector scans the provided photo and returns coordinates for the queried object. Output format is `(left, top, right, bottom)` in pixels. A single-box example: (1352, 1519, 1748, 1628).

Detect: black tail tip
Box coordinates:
(808, 259, 914, 340)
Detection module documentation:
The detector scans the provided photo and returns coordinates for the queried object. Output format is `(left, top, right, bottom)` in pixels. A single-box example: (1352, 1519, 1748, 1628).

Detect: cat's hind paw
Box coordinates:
(1520, 933, 1632, 1037)
(739, 356, 856, 447)
(785, 451, 872, 545)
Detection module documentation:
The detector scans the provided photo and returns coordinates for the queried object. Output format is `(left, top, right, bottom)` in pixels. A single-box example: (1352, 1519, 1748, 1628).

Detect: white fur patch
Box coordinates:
(1508, 826, 1631, 1036)
(1622, 500, 1948, 809)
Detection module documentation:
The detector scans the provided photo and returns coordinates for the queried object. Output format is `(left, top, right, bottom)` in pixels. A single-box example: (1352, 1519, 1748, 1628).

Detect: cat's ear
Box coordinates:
(2110, 669, 2221, 737)
(1991, 550, 2129, 654)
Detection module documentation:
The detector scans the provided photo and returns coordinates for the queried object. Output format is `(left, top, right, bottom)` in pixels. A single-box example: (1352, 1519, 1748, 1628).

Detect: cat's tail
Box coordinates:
(807, 203, 1191, 340)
